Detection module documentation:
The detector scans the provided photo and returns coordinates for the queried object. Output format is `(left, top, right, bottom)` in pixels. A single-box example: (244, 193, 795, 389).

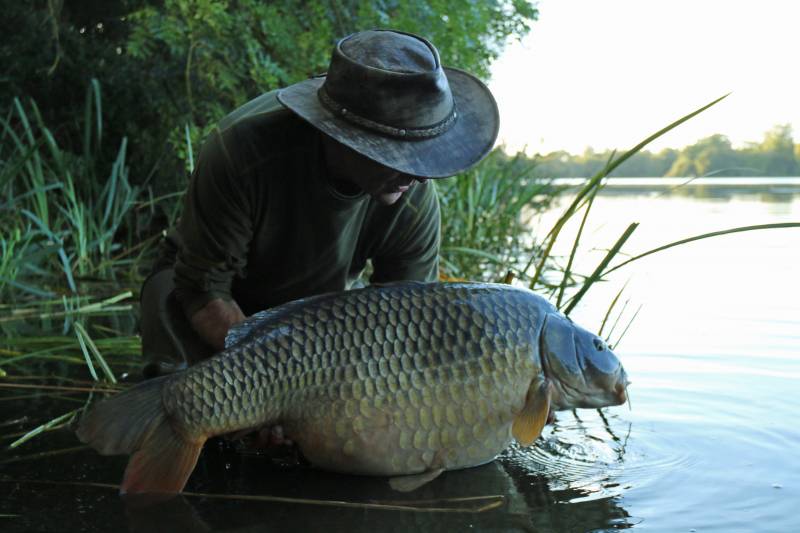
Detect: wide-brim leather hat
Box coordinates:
(277, 29, 499, 178)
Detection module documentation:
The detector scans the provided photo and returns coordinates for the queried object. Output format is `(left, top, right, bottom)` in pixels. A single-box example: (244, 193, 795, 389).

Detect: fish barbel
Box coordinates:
(77, 282, 628, 493)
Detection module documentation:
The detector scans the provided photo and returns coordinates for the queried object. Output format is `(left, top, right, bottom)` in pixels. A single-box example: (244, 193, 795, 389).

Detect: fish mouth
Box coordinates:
(615, 382, 628, 405)
(614, 370, 630, 405)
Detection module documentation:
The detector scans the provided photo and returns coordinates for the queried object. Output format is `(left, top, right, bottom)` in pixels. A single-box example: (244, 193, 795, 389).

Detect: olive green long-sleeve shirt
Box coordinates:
(156, 90, 441, 317)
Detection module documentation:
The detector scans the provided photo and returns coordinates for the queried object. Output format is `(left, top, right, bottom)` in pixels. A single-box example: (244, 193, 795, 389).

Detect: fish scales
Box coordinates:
(162, 283, 542, 473)
(78, 282, 629, 493)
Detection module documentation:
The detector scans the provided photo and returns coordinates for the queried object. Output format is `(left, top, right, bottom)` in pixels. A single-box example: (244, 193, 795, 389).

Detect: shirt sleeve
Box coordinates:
(173, 128, 254, 317)
(370, 181, 441, 284)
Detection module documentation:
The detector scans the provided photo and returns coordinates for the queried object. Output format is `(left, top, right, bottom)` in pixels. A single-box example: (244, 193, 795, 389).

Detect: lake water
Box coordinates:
(530, 177, 800, 531)
(1, 179, 799, 532)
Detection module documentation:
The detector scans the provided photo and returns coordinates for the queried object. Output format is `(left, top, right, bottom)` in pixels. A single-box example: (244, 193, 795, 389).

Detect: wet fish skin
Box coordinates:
(77, 282, 627, 494)
(165, 282, 542, 474)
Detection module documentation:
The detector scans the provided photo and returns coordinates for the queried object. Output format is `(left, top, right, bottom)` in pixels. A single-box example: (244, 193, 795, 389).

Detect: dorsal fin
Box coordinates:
(224, 291, 342, 349)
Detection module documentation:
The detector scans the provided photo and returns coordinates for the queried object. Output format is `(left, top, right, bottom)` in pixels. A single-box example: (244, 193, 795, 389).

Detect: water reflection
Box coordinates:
(125, 495, 211, 533)
(552, 177, 800, 204)
(0, 411, 634, 532)
(120, 437, 634, 533)
(655, 186, 799, 204)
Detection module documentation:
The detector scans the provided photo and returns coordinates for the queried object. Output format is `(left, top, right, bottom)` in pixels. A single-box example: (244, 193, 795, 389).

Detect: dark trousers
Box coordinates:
(139, 269, 216, 377)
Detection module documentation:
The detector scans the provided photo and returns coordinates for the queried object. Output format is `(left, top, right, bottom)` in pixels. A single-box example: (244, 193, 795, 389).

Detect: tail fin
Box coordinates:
(76, 376, 205, 494)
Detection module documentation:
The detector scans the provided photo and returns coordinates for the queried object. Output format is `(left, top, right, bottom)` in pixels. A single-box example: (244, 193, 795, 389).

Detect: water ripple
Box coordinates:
(501, 409, 696, 502)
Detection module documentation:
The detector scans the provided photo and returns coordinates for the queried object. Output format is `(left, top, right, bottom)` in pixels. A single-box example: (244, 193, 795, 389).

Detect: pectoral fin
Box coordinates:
(389, 468, 445, 492)
(512, 379, 552, 446)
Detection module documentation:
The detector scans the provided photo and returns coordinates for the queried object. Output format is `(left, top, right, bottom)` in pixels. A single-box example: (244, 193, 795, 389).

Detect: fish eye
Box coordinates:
(593, 338, 606, 351)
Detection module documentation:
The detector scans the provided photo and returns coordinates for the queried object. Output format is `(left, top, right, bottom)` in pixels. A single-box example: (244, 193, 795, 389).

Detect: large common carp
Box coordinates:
(77, 282, 628, 494)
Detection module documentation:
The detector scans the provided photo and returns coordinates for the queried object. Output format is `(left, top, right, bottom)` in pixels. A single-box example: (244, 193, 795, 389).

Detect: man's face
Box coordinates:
(322, 136, 428, 206)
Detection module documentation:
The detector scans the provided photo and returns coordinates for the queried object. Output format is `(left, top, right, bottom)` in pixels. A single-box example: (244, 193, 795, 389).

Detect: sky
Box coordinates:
(488, 0, 800, 155)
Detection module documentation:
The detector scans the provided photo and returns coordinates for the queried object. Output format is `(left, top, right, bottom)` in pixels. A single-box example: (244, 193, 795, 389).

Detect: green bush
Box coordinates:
(2, 0, 538, 192)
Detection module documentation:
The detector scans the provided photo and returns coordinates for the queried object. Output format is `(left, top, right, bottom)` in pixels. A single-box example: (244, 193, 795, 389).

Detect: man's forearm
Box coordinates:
(189, 298, 246, 352)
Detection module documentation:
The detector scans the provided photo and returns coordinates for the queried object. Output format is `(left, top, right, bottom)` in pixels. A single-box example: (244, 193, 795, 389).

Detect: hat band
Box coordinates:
(317, 87, 457, 140)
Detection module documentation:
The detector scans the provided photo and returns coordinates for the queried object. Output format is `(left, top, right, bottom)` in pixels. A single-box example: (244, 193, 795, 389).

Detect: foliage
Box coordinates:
(0, 78, 564, 305)
(739, 124, 799, 176)
(534, 124, 800, 178)
(127, 0, 538, 174)
(0, 0, 541, 305)
(666, 134, 737, 177)
(0, 0, 160, 180)
(2, 0, 538, 190)
(0, 83, 150, 302)
(436, 150, 557, 282)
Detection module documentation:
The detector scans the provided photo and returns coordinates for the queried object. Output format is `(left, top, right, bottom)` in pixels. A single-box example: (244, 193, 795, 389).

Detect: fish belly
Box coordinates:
(281, 345, 536, 476)
(286, 381, 520, 476)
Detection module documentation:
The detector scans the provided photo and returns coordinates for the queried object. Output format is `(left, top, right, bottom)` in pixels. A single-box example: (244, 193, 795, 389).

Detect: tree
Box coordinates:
(2, 0, 538, 191)
(665, 134, 738, 177)
(528, 126, 800, 178)
(0, 1, 154, 172)
(756, 124, 798, 176)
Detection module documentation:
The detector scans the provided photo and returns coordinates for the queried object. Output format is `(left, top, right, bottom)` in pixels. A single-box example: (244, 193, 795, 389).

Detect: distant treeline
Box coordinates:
(533, 124, 800, 177)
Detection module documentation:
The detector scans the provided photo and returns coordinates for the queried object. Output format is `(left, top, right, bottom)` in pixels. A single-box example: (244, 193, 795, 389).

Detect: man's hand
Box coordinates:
(189, 298, 246, 351)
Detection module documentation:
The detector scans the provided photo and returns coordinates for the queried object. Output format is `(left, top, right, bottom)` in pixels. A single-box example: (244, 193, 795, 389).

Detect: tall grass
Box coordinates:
(0, 80, 147, 302)
(436, 150, 560, 282)
(0, 82, 160, 450)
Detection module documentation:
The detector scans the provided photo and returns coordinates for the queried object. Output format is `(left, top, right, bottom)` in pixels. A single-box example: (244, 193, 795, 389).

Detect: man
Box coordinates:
(140, 29, 499, 377)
